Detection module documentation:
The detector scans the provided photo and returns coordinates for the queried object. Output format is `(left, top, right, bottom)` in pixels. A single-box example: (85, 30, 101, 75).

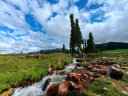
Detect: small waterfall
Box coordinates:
(12, 58, 81, 96)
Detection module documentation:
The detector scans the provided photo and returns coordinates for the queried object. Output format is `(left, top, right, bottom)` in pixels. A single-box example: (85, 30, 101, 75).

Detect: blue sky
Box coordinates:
(0, 0, 128, 54)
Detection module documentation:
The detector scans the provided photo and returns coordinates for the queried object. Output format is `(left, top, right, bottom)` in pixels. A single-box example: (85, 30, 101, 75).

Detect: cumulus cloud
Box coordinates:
(0, 0, 128, 54)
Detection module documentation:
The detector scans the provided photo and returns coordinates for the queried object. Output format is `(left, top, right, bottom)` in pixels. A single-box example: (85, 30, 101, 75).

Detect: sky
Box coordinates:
(0, 0, 128, 54)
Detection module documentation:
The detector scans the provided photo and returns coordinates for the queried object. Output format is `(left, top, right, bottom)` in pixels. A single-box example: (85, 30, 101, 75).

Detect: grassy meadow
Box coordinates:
(0, 53, 73, 93)
(102, 49, 128, 54)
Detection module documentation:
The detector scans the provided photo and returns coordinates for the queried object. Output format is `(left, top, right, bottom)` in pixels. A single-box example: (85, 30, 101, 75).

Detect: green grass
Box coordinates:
(0, 53, 73, 93)
(103, 49, 128, 54)
(85, 80, 127, 96)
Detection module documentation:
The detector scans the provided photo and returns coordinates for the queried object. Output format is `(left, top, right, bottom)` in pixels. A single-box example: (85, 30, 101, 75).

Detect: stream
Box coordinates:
(12, 58, 82, 96)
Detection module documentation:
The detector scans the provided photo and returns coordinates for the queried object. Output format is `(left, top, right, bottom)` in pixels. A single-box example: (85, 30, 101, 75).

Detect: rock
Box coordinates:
(67, 73, 81, 83)
(99, 69, 108, 75)
(62, 65, 66, 69)
(96, 65, 103, 69)
(93, 68, 100, 73)
(69, 81, 78, 89)
(103, 87, 108, 92)
(86, 71, 93, 76)
(123, 72, 128, 79)
(47, 84, 58, 96)
(67, 89, 86, 96)
(83, 74, 88, 80)
(48, 67, 52, 74)
(57, 81, 69, 95)
(95, 78, 106, 84)
(92, 72, 100, 78)
(0, 88, 14, 96)
(42, 78, 51, 91)
(76, 63, 82, 67)
(115, 64, 120, 69)
(110, 66, 124, 79)
(76, 58, 85, 62)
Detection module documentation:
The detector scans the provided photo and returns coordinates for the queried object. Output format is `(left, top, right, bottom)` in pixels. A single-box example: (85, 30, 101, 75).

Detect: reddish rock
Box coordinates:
(48, 67, 52, 74)
(93, 68, 99, 72)
(97, 65, 103, 69)
(99, 69, 107, 75)
(57, 81, 69, 95)
(69, 81, 78, 89)
(62, 65, 66, 69)
(67, 73, 81, 83)
(87, 71, 93, 76)
(47, 84, 57, 96)
(83, 74, 88, 80)
(87, 65, 92, 70)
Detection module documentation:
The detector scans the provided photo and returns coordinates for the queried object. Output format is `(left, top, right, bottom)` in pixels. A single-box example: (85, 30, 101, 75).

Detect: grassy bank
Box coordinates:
(85, 80, 127, 96)
(0, 53, 73, 93)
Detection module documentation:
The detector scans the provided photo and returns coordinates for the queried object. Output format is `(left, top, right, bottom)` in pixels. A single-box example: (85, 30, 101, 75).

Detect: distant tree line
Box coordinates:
(95, 42, 128, 51)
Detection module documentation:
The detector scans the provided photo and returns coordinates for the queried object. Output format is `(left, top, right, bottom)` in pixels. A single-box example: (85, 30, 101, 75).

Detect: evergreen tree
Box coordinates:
(62, 44, 65, 53)
(84, 39, 87, 53)
(75, 18, 83, 55)
(69, 14, 75, 55)
(87, 32, 95, 53)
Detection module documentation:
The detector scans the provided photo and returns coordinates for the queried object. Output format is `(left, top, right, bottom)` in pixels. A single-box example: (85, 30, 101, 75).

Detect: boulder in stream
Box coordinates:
(42, 78, 51, 91)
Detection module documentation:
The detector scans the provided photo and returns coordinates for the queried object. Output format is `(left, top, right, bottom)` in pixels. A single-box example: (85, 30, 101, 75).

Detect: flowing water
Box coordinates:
(12, 59, 81, 96)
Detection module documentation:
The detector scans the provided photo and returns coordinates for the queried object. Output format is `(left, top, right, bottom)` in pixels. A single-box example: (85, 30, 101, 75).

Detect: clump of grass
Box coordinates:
(82, 62, 88, 67)
(0, 53, 73, 93)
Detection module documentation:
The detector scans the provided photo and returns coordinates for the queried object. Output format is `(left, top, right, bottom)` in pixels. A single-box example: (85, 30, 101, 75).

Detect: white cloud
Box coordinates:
(0, 0, 128, 54)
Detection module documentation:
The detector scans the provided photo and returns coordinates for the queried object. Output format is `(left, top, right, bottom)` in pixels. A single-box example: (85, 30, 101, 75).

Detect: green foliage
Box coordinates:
(87, 32, 95, 53)
(75, 18, 83, 54)
(63, 44, 65, 53)
(86, 80, 127, 96)
(69, 14, 76, 55)
(82, 62, 88, 67)
(0, 53, 73, 92)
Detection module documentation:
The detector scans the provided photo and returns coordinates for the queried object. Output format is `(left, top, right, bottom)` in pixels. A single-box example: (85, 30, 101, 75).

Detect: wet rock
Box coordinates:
(67, 73, 81, 83)
(76, 63, 82, 67)
(0, 88, 14, 96)
(123, 72, 128, 79)
(62, 65, 66, 69)
(103, 87, 108, 92)
(67, 89, 86, 96)
(47, 84, 58, 96)
(69, 81, 78, 89)
(57, 81, 69, 95)
(42, 78, 51, 91)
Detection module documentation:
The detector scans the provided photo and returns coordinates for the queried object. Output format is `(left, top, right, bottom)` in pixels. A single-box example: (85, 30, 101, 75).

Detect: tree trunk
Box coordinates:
(78, 46, 82, 57)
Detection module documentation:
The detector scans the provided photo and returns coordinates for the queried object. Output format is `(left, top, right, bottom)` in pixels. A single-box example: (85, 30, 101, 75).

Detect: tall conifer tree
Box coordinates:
(75, 18, 83, 55)
(69, 14, 75, 55)
(87, 32, 94, 53)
